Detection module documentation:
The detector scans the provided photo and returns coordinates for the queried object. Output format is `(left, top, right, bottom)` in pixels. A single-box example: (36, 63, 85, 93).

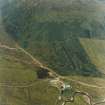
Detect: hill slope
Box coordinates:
(1, 0, 104, 76)
(0, 0, 105, 105)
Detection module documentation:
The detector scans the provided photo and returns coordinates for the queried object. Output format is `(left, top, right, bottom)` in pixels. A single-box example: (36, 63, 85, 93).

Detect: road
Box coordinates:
(0, 43, 17, 50)
(64, 77, 105, 89)
(0, 43, 105, 90)
(0, 43, 105, 105)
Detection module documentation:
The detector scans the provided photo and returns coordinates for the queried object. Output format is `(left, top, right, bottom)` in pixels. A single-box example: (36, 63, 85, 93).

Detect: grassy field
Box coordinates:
(0, 45, 90, 105)
(0, 0, 105, 104)
(80, 38, 105, 74)
(0, 46, 57, 105)
(0, 42, 105, 105)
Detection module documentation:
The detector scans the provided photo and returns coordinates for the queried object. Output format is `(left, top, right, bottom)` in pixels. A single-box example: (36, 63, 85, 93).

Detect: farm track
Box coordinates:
(0, 43, 105, 89)
(0, 43, 105, 105)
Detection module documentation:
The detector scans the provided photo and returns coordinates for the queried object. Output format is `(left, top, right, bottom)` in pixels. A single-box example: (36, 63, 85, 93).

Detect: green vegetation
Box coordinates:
(0, 44, 91, 105)
(0, 46, 56, 105)
(1, 0, 104, 76)
(0, 0, 105, 105)
(80, 38, 105, 74)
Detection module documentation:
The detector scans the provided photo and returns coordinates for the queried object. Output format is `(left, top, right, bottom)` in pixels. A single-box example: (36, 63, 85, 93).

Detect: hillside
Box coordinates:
(0, 9, 15, 46)
(0, 0, 105, 105)
(0, 45, 57, 105)
(0, 43, 105, 105)
(0, 42, 105, 105)
(1, 0, 105, 76)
